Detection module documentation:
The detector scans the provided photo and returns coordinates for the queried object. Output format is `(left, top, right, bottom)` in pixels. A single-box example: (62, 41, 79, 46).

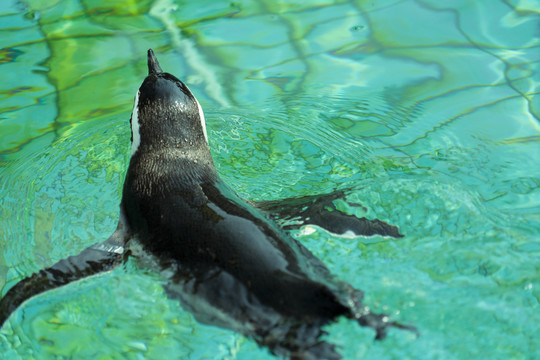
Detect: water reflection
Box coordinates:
(1, 0, 539, 359)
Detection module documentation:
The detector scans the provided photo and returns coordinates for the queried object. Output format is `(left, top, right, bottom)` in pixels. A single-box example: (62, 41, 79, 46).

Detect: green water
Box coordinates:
(1, 0, 539, 359)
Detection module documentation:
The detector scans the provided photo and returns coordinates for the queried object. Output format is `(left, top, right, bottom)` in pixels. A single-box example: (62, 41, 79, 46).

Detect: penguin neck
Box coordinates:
(132, 94, 209, 154)
(127, 142, 217, 195)
(131, 139, 214, 169)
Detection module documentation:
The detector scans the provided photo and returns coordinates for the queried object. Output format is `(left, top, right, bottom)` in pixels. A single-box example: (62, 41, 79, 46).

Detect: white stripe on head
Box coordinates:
(131, 90, 141, 156)
(194, 97, 208, 143)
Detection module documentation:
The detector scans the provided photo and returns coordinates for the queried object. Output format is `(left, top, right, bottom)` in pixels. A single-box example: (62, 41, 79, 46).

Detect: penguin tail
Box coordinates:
(338, 284, 419, 341)
(356, 312, 420, 340)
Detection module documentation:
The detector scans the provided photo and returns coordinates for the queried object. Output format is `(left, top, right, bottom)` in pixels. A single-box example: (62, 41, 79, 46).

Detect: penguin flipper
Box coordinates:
(0, 226, 125, 327)
(252, 190, 403, 238)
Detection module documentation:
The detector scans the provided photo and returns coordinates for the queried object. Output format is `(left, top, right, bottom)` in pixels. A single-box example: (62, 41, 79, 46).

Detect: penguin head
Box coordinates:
(130, 49, 208, 156)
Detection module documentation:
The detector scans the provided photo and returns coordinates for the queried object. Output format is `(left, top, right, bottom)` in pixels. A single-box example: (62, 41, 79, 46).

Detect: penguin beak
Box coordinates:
(147, 49, 163, 75)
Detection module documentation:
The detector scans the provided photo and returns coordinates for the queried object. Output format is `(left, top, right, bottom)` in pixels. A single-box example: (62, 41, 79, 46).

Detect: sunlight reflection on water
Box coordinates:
(1, 0, 539, 359)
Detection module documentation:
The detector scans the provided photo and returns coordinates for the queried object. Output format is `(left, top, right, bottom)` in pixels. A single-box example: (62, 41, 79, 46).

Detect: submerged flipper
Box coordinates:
(0, 225, 126, 327)
(252, 190, 403, 238)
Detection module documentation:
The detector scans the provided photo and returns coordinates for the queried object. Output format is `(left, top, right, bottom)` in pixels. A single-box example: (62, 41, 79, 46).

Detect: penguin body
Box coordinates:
(122, 52, 356, 356)
(0, 50, 414, 359)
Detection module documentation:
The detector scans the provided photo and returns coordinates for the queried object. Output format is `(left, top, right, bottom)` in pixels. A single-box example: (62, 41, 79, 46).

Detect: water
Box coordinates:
(1, 0, 539, 358)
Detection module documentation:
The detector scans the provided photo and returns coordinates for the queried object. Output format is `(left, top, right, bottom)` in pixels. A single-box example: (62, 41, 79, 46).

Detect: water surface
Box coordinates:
(1, 0, 539, 359)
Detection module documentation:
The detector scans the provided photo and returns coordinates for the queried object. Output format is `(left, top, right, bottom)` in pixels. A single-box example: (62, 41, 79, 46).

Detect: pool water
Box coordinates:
(1, 0, 539, 359)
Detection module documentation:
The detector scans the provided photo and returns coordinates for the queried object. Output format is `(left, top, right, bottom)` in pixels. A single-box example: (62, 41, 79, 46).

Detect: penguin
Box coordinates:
(0, 49, 415, 359)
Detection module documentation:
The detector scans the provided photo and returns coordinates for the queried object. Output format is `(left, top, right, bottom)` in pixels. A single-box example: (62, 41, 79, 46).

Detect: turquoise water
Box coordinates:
(1, 0, 539, 359)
